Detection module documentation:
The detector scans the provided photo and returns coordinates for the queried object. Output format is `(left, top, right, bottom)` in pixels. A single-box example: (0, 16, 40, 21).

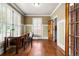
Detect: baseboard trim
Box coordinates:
(57, 45, 65, 55)
(33, 39, 48, 40)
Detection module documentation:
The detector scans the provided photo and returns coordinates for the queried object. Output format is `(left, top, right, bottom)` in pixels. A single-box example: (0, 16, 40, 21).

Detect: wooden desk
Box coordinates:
(4, 37, 24, 54)
(4, 33, 33, 54)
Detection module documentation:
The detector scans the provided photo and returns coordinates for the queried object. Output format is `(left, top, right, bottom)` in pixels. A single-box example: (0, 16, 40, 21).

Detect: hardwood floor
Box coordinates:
(2, 40, 65, 56)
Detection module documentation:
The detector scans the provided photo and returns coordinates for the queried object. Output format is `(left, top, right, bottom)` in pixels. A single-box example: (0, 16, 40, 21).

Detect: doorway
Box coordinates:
(54, 18, 57, 43)
(48, 20, 53, 41)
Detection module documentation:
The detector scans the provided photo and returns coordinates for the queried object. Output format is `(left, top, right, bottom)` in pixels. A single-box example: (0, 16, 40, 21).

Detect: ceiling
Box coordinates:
(15, 3, 58, 16)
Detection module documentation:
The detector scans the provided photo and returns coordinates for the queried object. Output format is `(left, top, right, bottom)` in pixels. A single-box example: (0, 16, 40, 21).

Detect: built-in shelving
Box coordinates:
(69, 3, 79, 56)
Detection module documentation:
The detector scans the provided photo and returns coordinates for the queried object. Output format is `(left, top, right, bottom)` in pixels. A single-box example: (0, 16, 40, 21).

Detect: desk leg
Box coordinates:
(4, 37, 7, 53)
(31, 39, 32, 48)
(23, 40, 25, 50)
(16, 39, 19, 54)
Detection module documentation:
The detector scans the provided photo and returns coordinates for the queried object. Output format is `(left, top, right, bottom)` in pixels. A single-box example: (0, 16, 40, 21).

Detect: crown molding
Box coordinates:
(50, 3, 62, 16)
(8, 3, 25, 16)
(25, 15, 50, 16)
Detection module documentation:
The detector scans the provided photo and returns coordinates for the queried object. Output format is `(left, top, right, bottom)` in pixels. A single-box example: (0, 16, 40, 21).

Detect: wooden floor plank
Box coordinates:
(1, 40, 65, 56)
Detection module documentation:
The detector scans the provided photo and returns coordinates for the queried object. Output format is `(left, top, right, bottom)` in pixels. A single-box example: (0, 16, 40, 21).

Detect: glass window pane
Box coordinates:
(32, 18, 43, 38)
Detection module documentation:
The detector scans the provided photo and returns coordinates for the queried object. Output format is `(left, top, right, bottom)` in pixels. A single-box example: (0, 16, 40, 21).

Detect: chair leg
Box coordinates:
(23, 42, 26, 50)
(4, 37, 7, 53)
(31, 40, 32, 48)
(16, 39, 19, 54)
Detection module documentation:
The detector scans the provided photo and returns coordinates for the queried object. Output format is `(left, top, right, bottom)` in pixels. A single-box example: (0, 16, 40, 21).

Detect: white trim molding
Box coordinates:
(24, 24, 48, 26)
(50, 3, 62, 16)
(25, 15, 50, 16)
(24, 24, 32, 26)
(51, 15, 58, 20)
(8, 3, 25, 15)
(33, 37, 48, 39)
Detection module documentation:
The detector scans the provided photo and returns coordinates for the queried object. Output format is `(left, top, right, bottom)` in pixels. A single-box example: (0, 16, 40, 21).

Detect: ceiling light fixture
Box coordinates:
(34, 3, 40, 7)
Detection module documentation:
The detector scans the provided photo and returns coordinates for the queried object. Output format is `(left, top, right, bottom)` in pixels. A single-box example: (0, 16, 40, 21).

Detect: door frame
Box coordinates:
(53, 17, 57, 43)
(54, 17, 57, 43)
(65, 3, 69, 56)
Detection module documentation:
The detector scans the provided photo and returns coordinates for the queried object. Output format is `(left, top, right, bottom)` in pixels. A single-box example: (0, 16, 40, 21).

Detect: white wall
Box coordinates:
(57, 20, 65, 50)
(51, 3, 65, 51)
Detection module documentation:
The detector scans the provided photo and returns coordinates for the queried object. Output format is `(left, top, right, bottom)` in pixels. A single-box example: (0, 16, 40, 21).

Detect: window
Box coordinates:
(2, 5, 7, 41)
(13, 11, 21, 37)
(0, 4, 3, 42)
(32, 18, 43, 39)
(6, 7, 12, 37)
(0, 4, 21, 43)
